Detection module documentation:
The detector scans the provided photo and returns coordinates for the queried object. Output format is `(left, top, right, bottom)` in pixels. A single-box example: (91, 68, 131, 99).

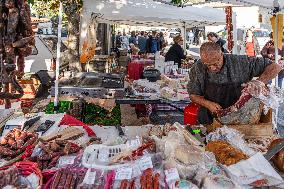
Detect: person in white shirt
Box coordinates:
(120, 32, 129, 49)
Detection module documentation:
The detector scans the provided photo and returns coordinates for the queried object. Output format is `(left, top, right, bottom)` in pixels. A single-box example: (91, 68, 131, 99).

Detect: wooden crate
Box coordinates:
(227, 109, 274, 138)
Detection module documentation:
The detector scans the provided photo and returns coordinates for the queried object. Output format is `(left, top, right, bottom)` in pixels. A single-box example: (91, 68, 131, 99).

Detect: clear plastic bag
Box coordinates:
(254, 84, 284, 112)
(174, 147, 216, 180)
(194, 164, 226, 187)
(164, 130, 186, 159)
(206, 126, 256, 156)
(201, 175, 243, 189)
(176, 180, 199, 189)
(76, 168, 104, 189)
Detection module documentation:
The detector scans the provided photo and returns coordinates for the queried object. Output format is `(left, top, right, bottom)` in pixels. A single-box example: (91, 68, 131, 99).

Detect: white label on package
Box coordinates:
(132, 164, 142, 178)
(58, 156, 76, 167)
(83, 169, 96, 185)
(127, 138, 141, 149)
(115, 167, 132, 180)
(139, 157, 153, 171)
(165, 168, 180, 182)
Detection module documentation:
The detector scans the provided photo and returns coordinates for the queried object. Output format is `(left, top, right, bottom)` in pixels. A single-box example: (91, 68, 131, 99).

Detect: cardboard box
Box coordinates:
(227, 109, 274, 138)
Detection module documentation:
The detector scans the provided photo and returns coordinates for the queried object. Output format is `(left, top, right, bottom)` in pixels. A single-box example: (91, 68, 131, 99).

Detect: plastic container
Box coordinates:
(82, 144, 129, 170)
(184, 103, 199, 125)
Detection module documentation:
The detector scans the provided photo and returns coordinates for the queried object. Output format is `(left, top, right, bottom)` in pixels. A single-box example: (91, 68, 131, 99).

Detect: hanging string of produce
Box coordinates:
(0, 0, 34, 108)
(225, 6, 233, 52)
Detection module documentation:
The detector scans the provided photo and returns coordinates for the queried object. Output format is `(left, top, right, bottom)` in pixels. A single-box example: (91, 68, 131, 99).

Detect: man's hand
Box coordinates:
(242, 80, 265, 96)
(206, 101, 222, 114)
(190, 94, 222, 114)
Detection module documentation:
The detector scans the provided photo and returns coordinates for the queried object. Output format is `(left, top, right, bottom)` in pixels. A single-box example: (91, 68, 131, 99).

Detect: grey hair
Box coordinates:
(200, 42, 222, 54)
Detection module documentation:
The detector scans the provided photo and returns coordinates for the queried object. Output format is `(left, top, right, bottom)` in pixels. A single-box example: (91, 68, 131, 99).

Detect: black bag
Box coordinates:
(143, 68, 161, 82)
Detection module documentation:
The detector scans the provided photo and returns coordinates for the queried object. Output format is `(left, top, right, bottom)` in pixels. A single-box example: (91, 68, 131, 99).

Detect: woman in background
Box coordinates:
(165, 35, 186, 68)
(245, 29, 260, 57)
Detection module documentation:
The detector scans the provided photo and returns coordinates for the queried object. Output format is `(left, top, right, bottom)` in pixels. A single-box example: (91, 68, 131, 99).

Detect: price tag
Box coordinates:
(83, 169, 97, 185)
(115, 167, 132, 180)
(132, 164, 142, 178)
(165, 168, 180, 182)
(126, 138, 141, 149)
(138, 157, 153, 171)
(58, 156, 76, 167)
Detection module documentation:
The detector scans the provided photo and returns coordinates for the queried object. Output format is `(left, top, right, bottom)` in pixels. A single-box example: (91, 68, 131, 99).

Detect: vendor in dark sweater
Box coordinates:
(165, 35, 186, 68)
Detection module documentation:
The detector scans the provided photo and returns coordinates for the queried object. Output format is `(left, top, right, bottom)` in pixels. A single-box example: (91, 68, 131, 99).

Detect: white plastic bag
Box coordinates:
(224, 152, 284, 188)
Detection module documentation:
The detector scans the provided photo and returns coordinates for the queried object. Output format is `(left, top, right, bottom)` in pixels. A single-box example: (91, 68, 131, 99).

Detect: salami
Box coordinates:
(0, 0, 34, 103)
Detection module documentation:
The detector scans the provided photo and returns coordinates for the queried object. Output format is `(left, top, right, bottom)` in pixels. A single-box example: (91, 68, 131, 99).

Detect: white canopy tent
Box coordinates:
(154, 0, 284, 10)
(80, 0, 226, 50)
(81, 0, 226, 28)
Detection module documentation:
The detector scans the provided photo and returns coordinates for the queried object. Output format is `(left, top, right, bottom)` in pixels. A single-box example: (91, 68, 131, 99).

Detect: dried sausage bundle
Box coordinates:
(140, 168, 160, 189)
(0, 166, 23, 188)
(0, 128, 37, 160)
(0, 0, 34, 68)
(30, 140, 81, 170)
(110, 168, 160, 189)
(51, 168, 104, 189)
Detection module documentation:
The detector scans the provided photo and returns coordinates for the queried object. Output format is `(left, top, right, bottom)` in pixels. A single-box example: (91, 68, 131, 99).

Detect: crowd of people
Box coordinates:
(114, 30, 167, 54)
(113, 29, 205, 54)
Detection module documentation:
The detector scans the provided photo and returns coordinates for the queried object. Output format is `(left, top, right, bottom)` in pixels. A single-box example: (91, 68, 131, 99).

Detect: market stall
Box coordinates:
(0, 110, 284, 188)
(3, 0, 284, 188)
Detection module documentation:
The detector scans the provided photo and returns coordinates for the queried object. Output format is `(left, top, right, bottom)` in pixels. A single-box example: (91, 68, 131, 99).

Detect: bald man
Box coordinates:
(188, 42, 282, 124)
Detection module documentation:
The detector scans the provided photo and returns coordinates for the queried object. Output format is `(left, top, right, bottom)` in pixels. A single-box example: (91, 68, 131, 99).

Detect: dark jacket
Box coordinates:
(261, 40, 284, 77)
(216, 38, 229, 53)
(158, 36, 165, 49)
(165, 43, 186, 68)
(146, 36, 160, 53)
(138, 36, 147, 53)
(261, 40, 284, 59)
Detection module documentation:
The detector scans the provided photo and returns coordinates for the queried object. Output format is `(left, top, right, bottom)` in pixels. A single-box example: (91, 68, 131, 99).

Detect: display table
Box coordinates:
(127, 59, 154, 80)
(116, 97, 190, 124)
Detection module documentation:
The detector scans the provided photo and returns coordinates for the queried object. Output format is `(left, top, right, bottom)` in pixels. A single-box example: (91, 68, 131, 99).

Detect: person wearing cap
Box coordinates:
(188, 42, 282, 124)
(165, 35, 186, 68)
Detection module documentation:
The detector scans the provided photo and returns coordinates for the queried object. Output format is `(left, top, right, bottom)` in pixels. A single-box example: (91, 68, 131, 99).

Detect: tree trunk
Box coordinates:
(63, 1, 82, 72)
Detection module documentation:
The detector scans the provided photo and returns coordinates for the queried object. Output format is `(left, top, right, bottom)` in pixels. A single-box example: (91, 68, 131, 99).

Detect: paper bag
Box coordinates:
(224, 152, 284, 188)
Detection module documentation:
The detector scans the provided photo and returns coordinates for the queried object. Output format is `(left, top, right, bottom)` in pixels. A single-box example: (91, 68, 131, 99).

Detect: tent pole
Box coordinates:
(183, 22, 186, 51)
(232, 11, 238, 54)
(273, 13, 279, 131)
(54, 2, 63, 113)
(275, 14, 279, 88)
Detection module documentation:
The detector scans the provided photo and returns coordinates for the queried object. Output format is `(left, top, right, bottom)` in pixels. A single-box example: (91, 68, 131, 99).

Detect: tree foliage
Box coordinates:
(30, 0, 58, 18)
(29, 0, 84, 72)
(29, 0, 83, 13)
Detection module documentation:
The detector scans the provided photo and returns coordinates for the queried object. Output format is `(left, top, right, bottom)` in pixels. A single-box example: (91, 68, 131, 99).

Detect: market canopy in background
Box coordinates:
(155, 0, 284, 9)
(82, 0, 226, 28)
